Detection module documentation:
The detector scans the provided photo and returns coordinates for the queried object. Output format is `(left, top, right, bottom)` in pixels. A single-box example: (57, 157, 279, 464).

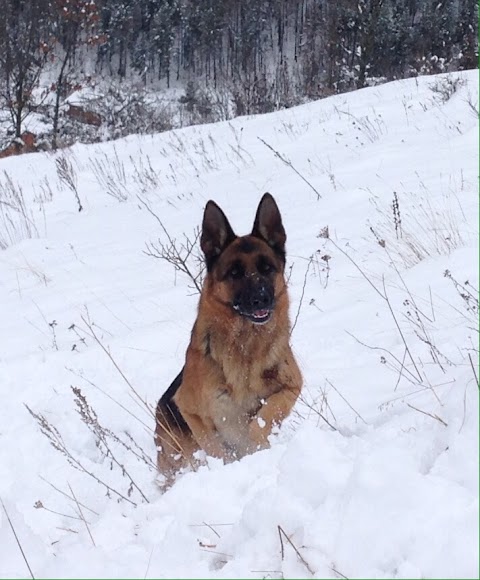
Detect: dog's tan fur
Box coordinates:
(155, 194, 302, 484)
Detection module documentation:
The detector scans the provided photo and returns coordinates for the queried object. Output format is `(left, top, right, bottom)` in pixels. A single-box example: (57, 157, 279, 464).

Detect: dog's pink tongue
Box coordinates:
(254, 309, 269, 318)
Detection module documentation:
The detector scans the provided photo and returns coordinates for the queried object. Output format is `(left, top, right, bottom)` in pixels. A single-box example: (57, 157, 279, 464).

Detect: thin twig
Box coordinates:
(325, 379, 367, 425)
(66, 367, 151, 431)
(139, 195, 203, 293)
(378, 380, 454, 409)
(381, 276, 422, 382)
(298, 394, 337, 431)
(26, 406, 137, 506)
(345, 331, 420, 386)
(468, 353, 479, 389)
(1, 498, 35, 579)
(71, 386, 152, 499)
(331, 566, 349, 579)
(34, 500, 83, 521)
(395, 348, 408, 391)
(277, 525, 314, 576)
(382, 243, 433, 323)
(278, 525, 285, 560)
(201, 521, 221, 538)
(38, 476, 99, 515)
(291, 257, 312, 336)
(56, 527, 78, 534)
(144, 547, 154, 579)
(429, 285, 435, 322)
(258, 137, 321, 200)
(328, 237, 385, 300)
(198, 549, 233, 558)
(80, 313, 154, 419)
(67, 483, 96, 547)
(406, 403, 448, 427)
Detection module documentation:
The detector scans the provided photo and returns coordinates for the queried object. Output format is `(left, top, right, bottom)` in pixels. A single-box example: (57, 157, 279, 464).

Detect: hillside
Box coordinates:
(0, 70, 478, 578)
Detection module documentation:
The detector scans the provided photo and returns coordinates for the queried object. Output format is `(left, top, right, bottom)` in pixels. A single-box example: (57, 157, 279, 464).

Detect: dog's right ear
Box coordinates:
(251, 193, 286, 262)
(201, 201, 236, 271)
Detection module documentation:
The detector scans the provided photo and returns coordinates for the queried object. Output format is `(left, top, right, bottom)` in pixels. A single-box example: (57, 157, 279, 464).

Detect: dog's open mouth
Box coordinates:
(244, 308, 272, 325)
(233, 303, 273, 325)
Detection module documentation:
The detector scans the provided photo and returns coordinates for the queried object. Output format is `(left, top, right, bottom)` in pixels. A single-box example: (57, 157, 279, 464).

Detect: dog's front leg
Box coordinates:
(181, 411, 229, 460)
(248, 385, 301, 450)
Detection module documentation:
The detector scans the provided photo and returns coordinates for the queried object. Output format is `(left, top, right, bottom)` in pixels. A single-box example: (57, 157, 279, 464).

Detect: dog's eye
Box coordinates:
(228, 264, 244, 279)
(257, 258, 275, 275)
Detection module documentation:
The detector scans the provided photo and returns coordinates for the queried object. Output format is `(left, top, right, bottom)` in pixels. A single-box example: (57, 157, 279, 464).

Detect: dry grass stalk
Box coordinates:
(0, 171, 38, 248)
(80, 313, 155, 420)
(26, 404, 137, 506)
(39, 476, 99, 515)
(1, 497, 35, 579)
(392, 191, 402, 239)
(297, 392, 337, 431)
(34, 500, 82, 521)
(55, 156, 83, 212)
(331, 566, 349, 579)
(444, 270, 479, 317)
(370, 189, 466, 268)
(277, 524, 314, 576)
(67, 483, 95, 547)
(75, 315, 195, 485)
(291, 256, 313, 336)
(381, 276, 422, 383)
(406, 403, 448, 427)
(468, 353, 479, 390)
(346, 330, 420, 389)
(258, 137, 322, 200)
(325, 379, 367, 425)
(155, 406, 198, 476)
(89, 147, 129, 202)
(72, 387, 151, 502)
(328, 235, 422, 383)
(66, 366, 151, 432)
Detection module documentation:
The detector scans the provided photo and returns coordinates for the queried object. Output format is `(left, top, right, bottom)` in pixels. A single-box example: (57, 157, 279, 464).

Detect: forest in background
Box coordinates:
(0, 0, 477, 148)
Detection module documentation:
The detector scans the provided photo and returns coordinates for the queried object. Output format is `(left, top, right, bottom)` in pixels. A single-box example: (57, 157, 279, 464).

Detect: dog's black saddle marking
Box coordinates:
(157, 367, 191, 434)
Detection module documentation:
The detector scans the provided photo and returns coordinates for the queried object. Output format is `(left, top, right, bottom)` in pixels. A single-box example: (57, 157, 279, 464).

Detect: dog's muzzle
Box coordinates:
(233, 283, 274, 325)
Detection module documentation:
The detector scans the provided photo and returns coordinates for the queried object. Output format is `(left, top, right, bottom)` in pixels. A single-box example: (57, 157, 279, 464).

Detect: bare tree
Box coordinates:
(0, 0, 52, 138)
(50, 0, 101, 149)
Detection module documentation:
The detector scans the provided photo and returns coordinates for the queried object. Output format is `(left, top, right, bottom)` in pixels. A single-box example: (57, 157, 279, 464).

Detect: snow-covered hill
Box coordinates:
(0, 71, 478, 579)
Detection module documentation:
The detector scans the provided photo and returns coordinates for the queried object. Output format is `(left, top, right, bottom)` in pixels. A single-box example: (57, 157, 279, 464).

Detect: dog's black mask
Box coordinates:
(233, 277, 275, 324)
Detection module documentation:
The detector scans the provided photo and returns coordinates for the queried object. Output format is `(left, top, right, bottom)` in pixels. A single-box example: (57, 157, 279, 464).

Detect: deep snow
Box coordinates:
(0, 71, 478, 579)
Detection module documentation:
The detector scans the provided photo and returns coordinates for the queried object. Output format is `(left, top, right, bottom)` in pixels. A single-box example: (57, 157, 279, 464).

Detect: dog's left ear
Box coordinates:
(251, 193, 286, 260)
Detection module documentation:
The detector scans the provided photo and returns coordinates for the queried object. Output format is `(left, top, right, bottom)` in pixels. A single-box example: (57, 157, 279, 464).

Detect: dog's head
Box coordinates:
(200, 193, 287, 325)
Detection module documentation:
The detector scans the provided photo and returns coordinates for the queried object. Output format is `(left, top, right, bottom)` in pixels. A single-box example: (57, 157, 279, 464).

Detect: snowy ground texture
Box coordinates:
(0, 71, 478, 579)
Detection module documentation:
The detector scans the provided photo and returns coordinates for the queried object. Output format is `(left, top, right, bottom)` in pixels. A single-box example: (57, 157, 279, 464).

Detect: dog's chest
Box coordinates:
(213, 386, 260, 423)
(210, 369, 281, 440)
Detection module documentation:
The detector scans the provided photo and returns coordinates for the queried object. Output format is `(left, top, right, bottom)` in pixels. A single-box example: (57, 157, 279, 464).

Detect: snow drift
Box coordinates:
(0, 71, 478, 578)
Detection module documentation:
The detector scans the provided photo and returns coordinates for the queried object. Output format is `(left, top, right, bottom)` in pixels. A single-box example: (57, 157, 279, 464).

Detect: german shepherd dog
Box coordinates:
(155, 193, 302, 484)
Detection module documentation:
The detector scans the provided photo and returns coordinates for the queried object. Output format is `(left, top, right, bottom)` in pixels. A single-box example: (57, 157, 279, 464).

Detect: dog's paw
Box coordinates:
(247, 417, 271, 451)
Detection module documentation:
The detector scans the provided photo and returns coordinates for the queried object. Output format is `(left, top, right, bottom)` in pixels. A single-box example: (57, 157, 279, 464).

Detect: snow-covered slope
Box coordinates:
(0, 71, 478, 579)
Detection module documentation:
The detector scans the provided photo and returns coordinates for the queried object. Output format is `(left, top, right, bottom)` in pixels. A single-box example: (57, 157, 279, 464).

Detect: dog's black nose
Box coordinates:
(251, 286, 271, 310)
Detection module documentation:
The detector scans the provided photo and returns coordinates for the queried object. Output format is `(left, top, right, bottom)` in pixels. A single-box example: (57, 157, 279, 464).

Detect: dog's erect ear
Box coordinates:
(251, 193, 286, 261)
(201, 200, 236, 270)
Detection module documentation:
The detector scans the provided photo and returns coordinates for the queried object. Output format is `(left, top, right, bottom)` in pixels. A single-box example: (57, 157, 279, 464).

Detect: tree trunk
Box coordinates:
(52, 46, 71, 150)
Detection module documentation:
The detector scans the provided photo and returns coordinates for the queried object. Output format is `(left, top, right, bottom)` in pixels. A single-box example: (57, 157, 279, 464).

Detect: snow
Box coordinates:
(0, 71, 478, 578)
